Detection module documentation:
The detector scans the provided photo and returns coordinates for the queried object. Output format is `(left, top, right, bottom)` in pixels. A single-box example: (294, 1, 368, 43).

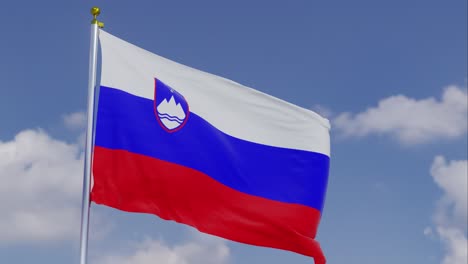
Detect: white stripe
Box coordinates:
(99, 30, 330, 156)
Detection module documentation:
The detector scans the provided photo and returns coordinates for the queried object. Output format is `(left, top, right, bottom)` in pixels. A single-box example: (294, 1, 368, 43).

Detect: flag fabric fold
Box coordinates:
(91, 30, 330, 264)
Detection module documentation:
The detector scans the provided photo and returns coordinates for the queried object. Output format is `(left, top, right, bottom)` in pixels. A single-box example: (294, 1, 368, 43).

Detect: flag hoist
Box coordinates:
(79, 7, 103, 264)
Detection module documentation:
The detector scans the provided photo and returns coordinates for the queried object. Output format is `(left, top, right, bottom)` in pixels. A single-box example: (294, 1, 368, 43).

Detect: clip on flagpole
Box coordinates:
(79, 7, 103, 264)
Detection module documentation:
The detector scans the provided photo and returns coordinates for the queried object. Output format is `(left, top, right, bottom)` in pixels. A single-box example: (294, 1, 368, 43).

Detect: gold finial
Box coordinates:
(90, 7, 104, 28)
(91, 7, 100, 17)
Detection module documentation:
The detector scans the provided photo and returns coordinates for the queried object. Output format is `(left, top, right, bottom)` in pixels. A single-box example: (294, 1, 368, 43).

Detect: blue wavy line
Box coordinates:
(159, 116, 183, 124)
(158, 113, 185, 122)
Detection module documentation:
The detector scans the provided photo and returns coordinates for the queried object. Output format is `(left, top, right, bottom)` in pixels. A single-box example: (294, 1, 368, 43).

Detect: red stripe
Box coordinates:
(91, 146, 326, 264)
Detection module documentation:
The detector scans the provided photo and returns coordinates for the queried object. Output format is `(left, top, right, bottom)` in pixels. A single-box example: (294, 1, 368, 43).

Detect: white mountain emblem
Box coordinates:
(157, 96, 187, 130)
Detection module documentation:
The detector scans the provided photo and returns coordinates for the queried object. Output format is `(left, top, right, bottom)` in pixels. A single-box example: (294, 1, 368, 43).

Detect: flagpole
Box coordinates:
(79, 7, 103, 264)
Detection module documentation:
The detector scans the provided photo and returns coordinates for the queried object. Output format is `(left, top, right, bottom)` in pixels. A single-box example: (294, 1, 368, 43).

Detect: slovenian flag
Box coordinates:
(91, 30, 331, 264)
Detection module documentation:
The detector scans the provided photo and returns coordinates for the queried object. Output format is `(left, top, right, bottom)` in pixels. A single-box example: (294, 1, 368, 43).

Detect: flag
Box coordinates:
(91, 30, 330, 264)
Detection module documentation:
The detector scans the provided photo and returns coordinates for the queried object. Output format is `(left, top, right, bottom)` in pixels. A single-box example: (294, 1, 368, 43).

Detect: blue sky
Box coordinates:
(0, 1, 466, 264)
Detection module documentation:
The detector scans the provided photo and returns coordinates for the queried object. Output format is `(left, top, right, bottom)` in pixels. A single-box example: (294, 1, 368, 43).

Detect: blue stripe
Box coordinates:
(95, 86, 329, 211)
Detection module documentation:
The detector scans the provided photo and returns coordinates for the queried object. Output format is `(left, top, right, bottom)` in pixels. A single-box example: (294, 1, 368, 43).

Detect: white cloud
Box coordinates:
(0, 129, 83, 243)
(95, 234, 230, 264)
(437, 227, 467, 264)
(431, 156, 468, 227)
(430, 156, 467, 264)
(63, 111, 87, 148)
(63, 111, 87, 130)
(334, 85, 467, 144)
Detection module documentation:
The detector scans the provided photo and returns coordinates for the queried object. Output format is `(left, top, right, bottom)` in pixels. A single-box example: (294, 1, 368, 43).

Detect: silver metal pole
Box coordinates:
(79, 7, 102, 264)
